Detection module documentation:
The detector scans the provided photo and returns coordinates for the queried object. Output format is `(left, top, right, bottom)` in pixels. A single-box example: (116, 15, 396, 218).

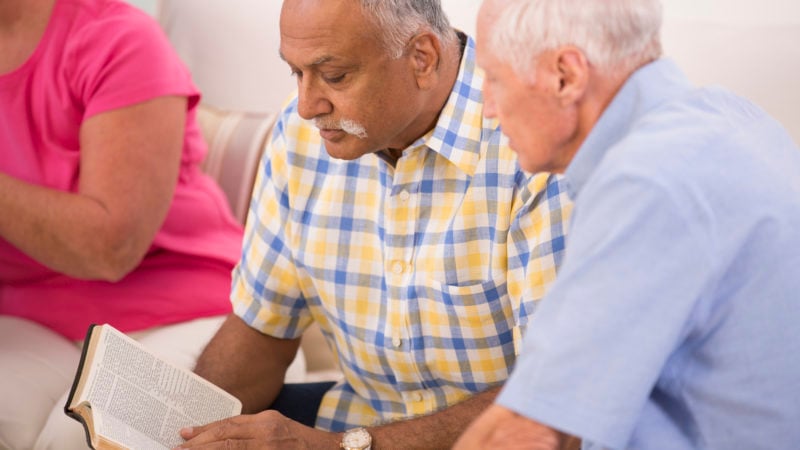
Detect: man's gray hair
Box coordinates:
(488, 0, 663, 77)
(359, 0, 459, 58)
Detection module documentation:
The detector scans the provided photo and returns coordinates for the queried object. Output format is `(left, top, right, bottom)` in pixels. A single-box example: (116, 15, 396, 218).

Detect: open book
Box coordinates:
(64, 324, 242, 450)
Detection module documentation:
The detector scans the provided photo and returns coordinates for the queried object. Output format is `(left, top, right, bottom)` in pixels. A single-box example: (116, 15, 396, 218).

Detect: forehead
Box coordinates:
(279, 0, 384, 67)
(474, 2, 502, 68)
(475, 33, 501, 76)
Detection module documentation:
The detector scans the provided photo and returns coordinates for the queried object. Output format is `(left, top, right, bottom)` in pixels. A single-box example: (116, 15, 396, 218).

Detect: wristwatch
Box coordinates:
(340, 427, 372, 450)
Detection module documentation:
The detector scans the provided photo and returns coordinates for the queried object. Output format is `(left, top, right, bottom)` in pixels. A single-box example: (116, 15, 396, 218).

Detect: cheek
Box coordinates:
(549, 106, 579, 145)
(368, 87, 415, 137)
(338, 84, 388, 128)
(496, 95, 536, 135)
(331, 93, 363, 122)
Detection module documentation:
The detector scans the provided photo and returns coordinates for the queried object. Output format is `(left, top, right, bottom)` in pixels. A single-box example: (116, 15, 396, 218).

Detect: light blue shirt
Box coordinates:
(498, 59, 800, 449)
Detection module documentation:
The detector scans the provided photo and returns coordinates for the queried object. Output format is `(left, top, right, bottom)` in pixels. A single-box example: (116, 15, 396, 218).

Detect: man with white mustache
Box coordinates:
(182, 0, 572, 448)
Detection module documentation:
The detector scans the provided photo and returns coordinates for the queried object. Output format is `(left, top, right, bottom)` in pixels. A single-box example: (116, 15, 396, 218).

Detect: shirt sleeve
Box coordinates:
(65, 3, 199, 119)
(497, 166, 716, 449)
(231, 108, 313, 339)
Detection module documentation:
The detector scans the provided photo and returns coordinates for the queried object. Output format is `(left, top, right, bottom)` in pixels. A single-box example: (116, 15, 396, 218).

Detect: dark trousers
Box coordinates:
(267, 381, 336, 427)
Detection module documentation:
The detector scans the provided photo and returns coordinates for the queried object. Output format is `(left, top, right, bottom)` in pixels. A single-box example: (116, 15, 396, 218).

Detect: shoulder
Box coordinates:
(64, 0, 165, 49)
(58, 0, 195, 117)
(61, 0, 181, 78)
(586, 85, 799, 233)
(605, 87, 778, 183)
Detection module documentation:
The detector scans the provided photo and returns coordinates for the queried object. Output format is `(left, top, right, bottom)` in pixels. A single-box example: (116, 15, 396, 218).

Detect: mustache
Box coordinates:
(313, 117, 368, 139)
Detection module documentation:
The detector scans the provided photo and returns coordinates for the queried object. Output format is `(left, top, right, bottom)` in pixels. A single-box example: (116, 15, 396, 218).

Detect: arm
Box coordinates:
(193, 314, 302, 414)
(178, 385, 502, 449)
(366, 386, 501, 449)
(0, 96, 185, 281)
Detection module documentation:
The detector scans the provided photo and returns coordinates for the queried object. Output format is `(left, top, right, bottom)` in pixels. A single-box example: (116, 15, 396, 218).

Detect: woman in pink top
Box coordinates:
(0, 0, 245, 447)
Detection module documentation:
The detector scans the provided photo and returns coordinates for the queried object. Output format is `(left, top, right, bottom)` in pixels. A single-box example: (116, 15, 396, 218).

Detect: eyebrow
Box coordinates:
(278, 52, 337, 68)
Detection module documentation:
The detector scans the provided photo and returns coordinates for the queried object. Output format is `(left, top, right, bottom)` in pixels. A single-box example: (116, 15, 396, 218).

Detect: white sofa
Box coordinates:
(146, 0, 799, 380)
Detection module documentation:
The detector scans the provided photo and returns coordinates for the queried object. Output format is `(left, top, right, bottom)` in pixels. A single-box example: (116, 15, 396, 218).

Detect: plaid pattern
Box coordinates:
(231, 36, 572, 431)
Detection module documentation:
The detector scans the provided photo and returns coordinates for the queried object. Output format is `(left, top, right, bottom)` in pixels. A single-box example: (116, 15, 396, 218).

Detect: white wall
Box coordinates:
(661, 1, 800, 144)
(662, 0, 800, 26)
(130, 0, 799, 143)
(125, 0, 158, 15)
(157, 0, 290, 113)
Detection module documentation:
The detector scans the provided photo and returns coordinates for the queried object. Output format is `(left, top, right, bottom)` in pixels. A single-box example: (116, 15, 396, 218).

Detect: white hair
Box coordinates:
(359, 0, 459, 58)
(488, 0, 663, 77)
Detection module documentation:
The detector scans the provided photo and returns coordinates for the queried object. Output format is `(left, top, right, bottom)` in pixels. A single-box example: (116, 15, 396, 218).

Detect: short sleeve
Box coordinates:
(498, 168, 716, 448)
(231, 107, 313, 339)
(65, 3, 199, 119)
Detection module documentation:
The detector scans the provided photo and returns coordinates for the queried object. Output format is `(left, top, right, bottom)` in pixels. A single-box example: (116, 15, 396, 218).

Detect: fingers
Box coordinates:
(173, 438, 259, 450)
(175, 411, 293, 449)
(179, 413, 260, 440)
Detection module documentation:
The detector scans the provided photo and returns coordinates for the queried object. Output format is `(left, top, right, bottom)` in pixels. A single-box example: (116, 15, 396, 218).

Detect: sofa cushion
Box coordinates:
(196, 104, 277, 224)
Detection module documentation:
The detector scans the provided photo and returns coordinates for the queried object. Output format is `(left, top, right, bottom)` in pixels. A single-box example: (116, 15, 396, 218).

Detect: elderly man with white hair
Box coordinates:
(455, 0, 800, 448)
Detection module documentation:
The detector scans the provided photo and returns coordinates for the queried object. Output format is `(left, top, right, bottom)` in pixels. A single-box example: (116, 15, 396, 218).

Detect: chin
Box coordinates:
(507, 143, 534, 172)
(516, 153, 549, 174)
(518, 162, 538, 174)
(323, 139, 372, 161)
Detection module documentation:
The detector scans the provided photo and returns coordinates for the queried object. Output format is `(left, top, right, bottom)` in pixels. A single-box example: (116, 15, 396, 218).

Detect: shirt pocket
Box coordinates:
(414, 277, 516, 385)
(417, 276, 512, 333)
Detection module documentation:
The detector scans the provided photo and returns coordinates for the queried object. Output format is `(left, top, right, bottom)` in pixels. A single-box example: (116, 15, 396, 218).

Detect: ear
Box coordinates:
(407, 32, 442, 90)
(554, 46, 589, 106)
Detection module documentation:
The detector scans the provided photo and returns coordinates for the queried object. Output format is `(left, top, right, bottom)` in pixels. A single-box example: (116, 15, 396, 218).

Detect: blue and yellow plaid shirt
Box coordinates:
(232, 36, 572, 431)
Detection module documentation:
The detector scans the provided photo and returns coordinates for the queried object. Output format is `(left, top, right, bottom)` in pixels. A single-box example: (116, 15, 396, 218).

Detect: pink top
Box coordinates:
(0, 0, 243, 340)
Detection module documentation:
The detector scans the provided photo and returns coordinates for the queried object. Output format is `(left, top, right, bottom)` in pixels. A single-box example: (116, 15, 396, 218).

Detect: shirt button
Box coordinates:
(399, 190, 410, 202)
(392, 336, 402, 348)
(391, 261, 404, 274)
(412, 392, 423, 402)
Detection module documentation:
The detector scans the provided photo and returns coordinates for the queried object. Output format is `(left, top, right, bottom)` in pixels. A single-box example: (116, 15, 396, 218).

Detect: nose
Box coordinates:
(296, 75, 333, 120)
(482, 80, 497, 119)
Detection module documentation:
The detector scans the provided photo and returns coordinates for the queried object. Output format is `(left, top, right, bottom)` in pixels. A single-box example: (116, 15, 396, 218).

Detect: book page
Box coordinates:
(79, 325, 242, 449)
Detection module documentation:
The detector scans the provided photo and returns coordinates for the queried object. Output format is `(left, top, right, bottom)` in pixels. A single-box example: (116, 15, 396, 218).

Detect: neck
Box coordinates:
(0, 0, 24, 28)
(430, 34, 464, 110)
(585, 67, 638, 131)
(0, 0, 56, 73)
(557, 69, 632, 172)
(386, 35, 464, 156)
(430, 36, 464, 115)
(0, 0, 54, 27)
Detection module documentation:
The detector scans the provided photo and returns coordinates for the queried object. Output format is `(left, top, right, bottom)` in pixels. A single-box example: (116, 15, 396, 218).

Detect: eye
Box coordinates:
(323, 73, 346, 84)
(290, 69, 303, 80)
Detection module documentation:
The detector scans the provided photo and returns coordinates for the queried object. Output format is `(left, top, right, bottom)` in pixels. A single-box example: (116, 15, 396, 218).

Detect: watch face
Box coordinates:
(342, 427, 372, 450)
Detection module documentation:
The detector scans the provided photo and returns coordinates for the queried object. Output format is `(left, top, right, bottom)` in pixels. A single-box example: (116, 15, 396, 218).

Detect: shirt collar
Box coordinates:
(404, 33, 489, 177)
(564, 59, 691, 199)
